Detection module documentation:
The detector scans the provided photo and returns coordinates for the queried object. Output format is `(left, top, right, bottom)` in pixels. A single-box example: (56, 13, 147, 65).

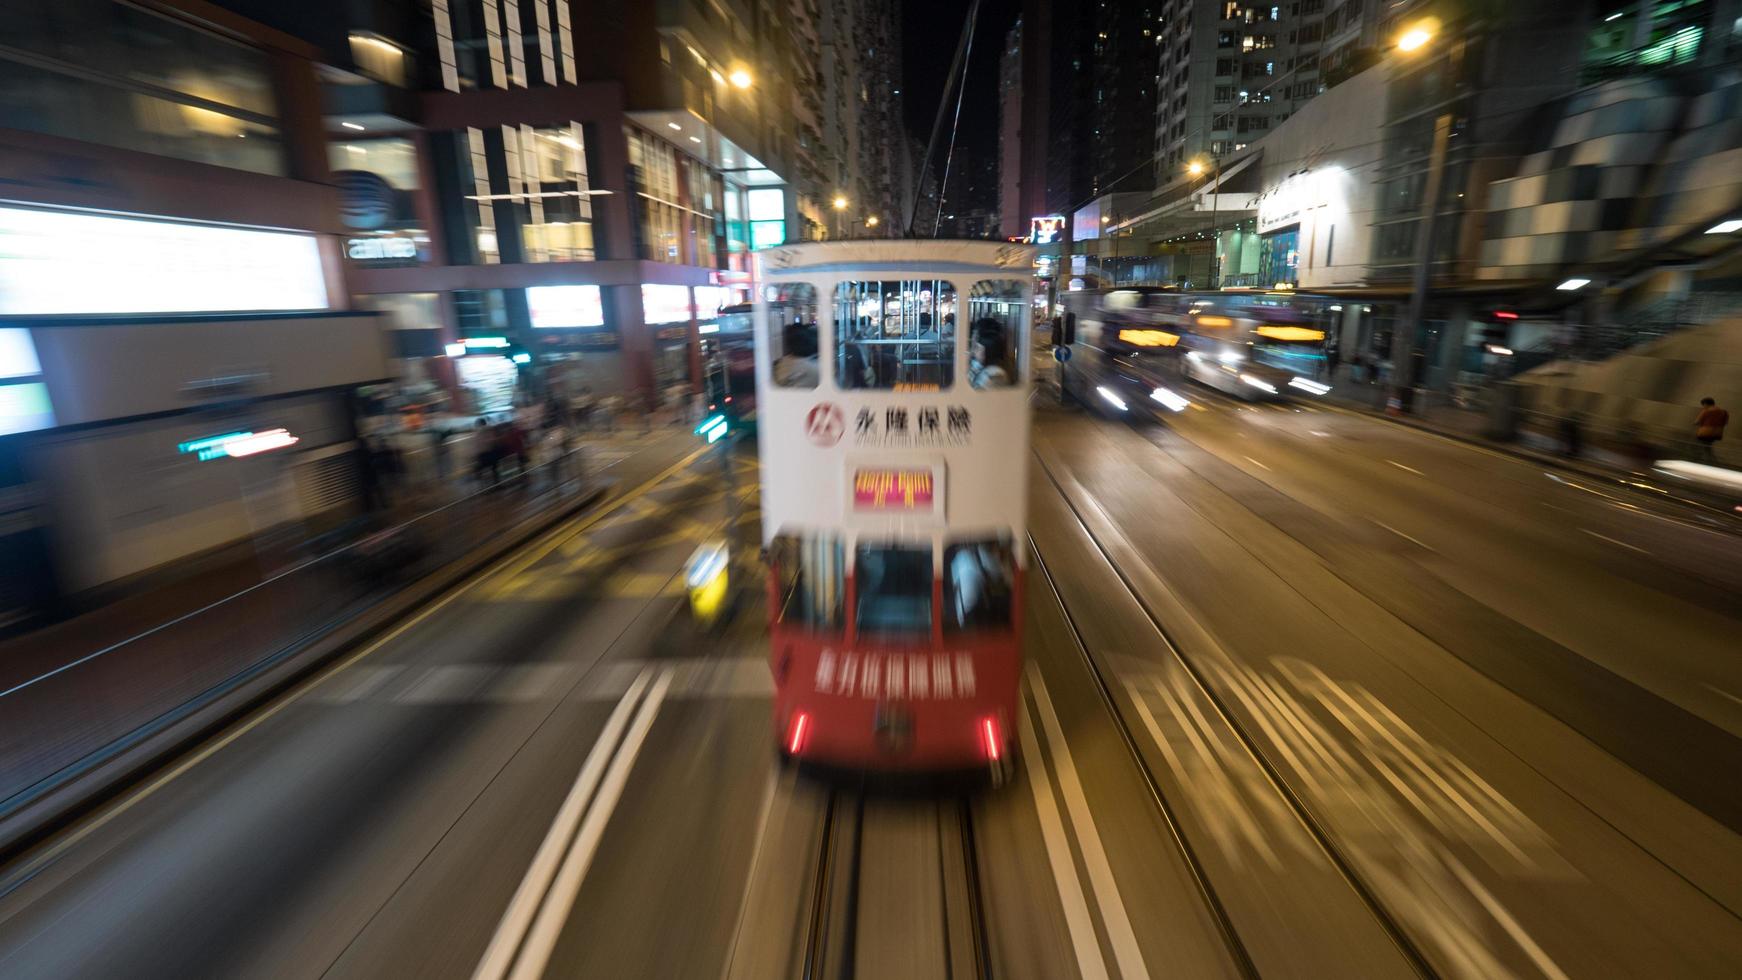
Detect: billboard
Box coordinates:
(1029, 215, 1065, 245)
(528, 285, 605, 328)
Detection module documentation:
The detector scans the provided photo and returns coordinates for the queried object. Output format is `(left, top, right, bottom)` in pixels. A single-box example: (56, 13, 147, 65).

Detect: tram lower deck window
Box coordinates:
(772, 533, 844, 629)
(945, 538, 1015, 632)
(854, 543, 932, 635)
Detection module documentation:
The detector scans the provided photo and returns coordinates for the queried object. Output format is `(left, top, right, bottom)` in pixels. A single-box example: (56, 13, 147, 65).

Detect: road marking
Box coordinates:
(1577, 528, 1651, 555)
(1386, 459, 1424, 476)
(505, 668, 673, 980)
(0, 446, 708, 900)
(472, 667, 656, 980)
(1018, 706, 1110, 980)
(1242, 455, 1271, 472)
(1372, 519, 1435, 553)
(1028, 663, 1150, 980)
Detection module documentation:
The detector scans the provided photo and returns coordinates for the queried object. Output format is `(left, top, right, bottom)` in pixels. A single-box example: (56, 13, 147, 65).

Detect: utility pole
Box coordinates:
(1390, 111, 1452, 414)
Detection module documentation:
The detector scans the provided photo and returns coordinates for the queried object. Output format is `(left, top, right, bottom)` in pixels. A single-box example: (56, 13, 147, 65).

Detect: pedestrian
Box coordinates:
(1325, 344, 1340, 382)
(1559, 412, 1583, 458)
(1695, 396, 1729, 462)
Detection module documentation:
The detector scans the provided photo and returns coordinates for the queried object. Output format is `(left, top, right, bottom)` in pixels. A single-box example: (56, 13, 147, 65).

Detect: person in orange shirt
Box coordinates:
(1695, 397, 1729, 462)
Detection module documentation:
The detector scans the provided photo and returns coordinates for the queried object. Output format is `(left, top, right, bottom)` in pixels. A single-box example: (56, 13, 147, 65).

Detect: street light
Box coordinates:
(866, 215, 879, 227)
(1389, 18, 1446, 415)
(832, 195, 848, 238)
(832, 196, 848, 210)
(1396, 17, 1438, 53)
(728, 68, 753, 90)
(1188, 156, 1220, 288)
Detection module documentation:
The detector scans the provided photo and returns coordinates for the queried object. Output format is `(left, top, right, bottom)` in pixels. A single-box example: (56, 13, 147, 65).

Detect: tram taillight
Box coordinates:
(787, 712, 813, 755)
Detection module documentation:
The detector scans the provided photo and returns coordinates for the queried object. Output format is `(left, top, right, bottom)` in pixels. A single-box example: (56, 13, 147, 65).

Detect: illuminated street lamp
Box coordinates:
(1390, 15, 1446, 415)
(832, 195, 848, 210)
(728, 68, 753, 90)
(832, 195, 848, 238)
(1188, 156, 1220, 288)
(1397, 25, 1434, 52)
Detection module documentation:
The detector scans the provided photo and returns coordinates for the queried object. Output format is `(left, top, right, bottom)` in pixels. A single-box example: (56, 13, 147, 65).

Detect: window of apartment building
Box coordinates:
(1222, 1, 1240, 19)
(0, 0, 284, 174)
(349, 33, 408, 86)
(1300, 0, 1325, 13)
(1218, 31, 1236, 47)
(445, 122, 598, 265)
(1215, 58, 1236, 75)
(1214, 85, 1236, 102)
(437, 0, 576, 90)
(626, 127, 723, 267)
(1296, 23, 1323, 44)
(1237, 115, 1270, 133)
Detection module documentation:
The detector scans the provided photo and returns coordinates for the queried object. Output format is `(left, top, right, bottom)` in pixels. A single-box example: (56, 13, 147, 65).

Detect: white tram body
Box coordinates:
(754, 240, 1034, 771)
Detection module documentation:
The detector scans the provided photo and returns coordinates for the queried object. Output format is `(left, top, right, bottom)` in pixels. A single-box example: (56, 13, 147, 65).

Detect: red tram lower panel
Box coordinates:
(771, 629, 1020, 770)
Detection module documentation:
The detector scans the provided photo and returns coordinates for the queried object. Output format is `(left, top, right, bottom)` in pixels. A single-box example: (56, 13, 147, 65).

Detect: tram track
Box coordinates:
(797, 788, 992, 980)
(1028, 451, 1439, 979)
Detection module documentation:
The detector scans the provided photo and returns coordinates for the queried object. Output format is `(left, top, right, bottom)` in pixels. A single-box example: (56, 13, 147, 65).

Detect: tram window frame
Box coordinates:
(770, 532, 845, 631)
(966, 280, 1028, 389)
(943, 537, 1016, 634)
(766, 282, 820, 389)
(852, 542, 934, 637)
(834, 280, 957, 391)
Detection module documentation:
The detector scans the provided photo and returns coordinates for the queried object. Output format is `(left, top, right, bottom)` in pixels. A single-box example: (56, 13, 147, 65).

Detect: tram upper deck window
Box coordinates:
(835, 281, 956, 390)
(767, 283, 820, 388)
(772, 533, 844, 630)
(854, 543, 932, 636)
(966, 280, 1027, 389)
(945, 538, 1016, 633)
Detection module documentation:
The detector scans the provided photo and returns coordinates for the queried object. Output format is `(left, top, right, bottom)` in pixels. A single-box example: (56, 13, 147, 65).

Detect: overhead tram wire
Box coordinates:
(906, 0, 983, 237)
(931, 0, 981, 238)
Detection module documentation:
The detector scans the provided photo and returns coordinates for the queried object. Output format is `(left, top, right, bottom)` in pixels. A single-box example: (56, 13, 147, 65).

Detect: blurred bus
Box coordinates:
(1056, 287, 1335, 416)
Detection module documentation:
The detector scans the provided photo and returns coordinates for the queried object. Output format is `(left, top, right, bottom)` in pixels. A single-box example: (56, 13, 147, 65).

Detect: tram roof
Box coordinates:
(758, 239, 1035, 277)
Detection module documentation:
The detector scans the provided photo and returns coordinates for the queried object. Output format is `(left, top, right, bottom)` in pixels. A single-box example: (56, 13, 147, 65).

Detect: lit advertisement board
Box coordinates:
(0, 206, 328, 316)
(0, 328, 54, 436)
(1029, 215, 1065, 244)
(528, 285, 605, 328)
(640, 284, 693, 324)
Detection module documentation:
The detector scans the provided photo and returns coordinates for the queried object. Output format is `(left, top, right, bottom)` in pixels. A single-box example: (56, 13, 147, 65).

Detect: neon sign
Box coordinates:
(853, 469, 935, 511)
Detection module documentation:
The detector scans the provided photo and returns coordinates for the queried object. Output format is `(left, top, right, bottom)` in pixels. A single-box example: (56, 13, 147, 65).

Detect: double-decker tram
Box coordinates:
(753, 240, 1034, 777)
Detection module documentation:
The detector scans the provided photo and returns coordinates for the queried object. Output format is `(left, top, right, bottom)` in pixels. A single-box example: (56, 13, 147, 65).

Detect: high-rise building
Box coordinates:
(1153, 0, 1426, 179)
(1042, 0, 1163, 216)
(208, 0, 893, 407)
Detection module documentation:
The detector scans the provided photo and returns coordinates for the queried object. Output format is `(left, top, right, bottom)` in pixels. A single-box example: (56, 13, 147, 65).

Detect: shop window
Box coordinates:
(834, 281, 956, 390)
(945, 538, 1015, 633)
(767, 282, 820, 389)
(772, 532, 844, 630)
(854, 543, 932, 636)
(966, 280, 1026, 389)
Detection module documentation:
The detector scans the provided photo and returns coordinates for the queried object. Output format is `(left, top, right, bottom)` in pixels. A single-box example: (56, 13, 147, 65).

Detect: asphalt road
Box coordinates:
(1, 390, 1740, 979)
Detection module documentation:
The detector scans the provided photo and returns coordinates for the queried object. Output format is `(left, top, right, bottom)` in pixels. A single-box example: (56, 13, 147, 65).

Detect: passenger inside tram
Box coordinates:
(969, 319, 1010, 389)
(773, 317, 819, 387)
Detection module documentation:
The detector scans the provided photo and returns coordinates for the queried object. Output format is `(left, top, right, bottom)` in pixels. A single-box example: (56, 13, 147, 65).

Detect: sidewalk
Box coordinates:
(1321, 378, 1742, 518)
(0, 423, 694, 853)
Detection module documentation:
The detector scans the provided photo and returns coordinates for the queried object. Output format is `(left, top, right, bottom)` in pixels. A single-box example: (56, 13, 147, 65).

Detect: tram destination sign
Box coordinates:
(846, 459, 945, 523)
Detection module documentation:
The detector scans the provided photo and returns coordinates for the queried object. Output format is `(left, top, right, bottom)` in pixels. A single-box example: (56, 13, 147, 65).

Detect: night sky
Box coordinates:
(900, 0, 1021, 167)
